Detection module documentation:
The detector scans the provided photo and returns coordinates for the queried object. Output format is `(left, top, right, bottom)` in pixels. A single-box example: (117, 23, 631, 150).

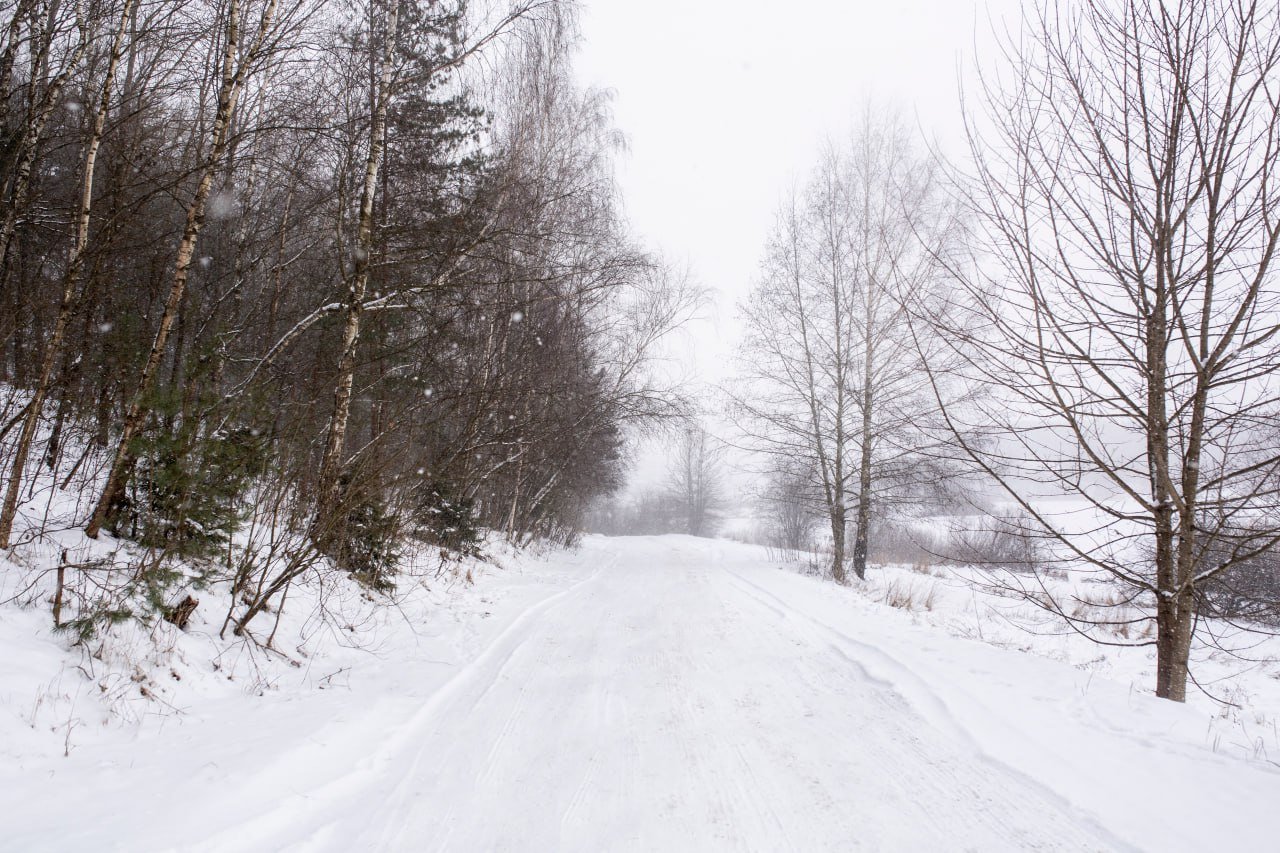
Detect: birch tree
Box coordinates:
(733, 111, 954, 582)
(85, 0, 284, 538)
(0, 0, 135, 548)
(313, 0, 538, 522)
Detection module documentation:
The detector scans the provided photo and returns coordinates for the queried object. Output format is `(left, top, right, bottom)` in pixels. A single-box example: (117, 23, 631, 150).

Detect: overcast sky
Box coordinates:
(573, 0, 1019, 386)
(570, 0, 1020, 497)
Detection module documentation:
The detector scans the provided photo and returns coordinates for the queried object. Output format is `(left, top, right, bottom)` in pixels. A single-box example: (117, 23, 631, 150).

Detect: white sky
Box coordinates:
(574, 0, 1019, 385)
(572, 0, 1020, 498)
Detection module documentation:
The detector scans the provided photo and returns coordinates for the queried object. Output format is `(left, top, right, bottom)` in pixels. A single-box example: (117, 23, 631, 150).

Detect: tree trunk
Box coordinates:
(830, 500, 847, 583)
(1145, 223, 1187, 700)
(851, 470, 870, 581)
(315, 0, 399, 520)
(1154, 584, 1194, 701)
(851, 348, 874, 580)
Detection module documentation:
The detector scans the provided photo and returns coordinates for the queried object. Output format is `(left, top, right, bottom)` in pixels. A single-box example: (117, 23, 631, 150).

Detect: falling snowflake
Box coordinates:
(208, 190, 237, 220)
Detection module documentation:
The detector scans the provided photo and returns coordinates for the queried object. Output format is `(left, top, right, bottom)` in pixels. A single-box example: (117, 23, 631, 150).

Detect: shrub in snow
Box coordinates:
(112, 403, 268, 562)
(411, 482, 481, 559)
(948, 513, 1044, 574)
(1197, 531, 1280, 626)
(329, 495, 403, 594)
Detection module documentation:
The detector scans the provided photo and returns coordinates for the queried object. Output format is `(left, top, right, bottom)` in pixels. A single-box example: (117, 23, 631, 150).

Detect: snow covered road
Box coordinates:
(6, 536, 1279, 851)
(282, 537, 1118, 851)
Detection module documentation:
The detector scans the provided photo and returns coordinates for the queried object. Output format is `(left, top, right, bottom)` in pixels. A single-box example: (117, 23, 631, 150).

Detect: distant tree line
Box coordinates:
(587, 423, 726, 538)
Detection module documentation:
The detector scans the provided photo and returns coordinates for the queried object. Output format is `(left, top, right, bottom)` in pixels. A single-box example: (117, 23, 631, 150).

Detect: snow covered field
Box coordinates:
(3, 535, 1280, 851)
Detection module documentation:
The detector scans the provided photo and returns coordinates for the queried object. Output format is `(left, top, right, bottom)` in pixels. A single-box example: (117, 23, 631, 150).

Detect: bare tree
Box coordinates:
(312, 0, 402, 519)
(758, 459, 819, 554)
(732, 108, 955, 582)
(665, 424, 725, 537)
(0, 0, 136, 548)
(942, 0, 1280, 701)
(0, 0, 89, 320)
(85, 0, 285, 538)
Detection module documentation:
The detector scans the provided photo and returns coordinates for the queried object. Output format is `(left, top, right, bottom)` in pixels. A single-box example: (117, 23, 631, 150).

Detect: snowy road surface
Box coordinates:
(6, 536, 1279, 851)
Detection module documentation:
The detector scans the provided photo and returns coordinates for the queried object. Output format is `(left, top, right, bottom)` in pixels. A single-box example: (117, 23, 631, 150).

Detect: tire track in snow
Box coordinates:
(363, 554, 617, 852)
(211, 551, 617, 853)
(720, 567, 1138, 852)
(222, 539, 1129, 851)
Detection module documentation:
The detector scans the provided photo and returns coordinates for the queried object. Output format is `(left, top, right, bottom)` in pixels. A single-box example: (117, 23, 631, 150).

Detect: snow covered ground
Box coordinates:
(3, 535, 1280, 851)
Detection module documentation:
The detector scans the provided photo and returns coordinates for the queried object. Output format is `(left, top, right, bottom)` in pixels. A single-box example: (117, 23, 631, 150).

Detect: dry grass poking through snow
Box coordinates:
(877, 577, 940, 613)
(1066, 588, 1157, 642)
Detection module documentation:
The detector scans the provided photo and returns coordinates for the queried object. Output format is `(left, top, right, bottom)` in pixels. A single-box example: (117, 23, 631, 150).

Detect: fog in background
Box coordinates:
(573, 0, 1019, 508)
